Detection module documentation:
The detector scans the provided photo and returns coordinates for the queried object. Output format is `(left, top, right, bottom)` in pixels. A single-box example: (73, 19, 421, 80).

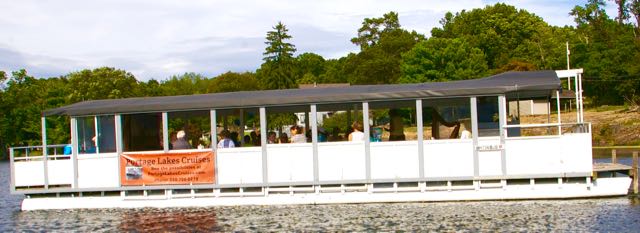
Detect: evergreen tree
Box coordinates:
(258, 22, 298, 89)
(263, 22, 296, 63)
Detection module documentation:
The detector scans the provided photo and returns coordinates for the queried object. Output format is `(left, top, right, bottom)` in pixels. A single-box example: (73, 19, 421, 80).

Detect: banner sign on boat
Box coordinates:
(119, 150, 215, 186)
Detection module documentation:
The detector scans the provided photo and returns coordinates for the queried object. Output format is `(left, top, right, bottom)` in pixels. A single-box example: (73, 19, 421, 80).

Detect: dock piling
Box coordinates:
(633, 151, 638, 195)
(612, 149, 617, 164)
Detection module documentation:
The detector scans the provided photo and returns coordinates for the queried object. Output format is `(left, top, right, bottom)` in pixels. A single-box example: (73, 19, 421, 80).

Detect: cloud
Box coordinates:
(0, 0, 604, 81)
(0, 46, 79, 78)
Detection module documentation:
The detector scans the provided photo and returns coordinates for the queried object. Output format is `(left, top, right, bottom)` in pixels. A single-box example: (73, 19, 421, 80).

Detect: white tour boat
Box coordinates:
(9, 69, 633, 210)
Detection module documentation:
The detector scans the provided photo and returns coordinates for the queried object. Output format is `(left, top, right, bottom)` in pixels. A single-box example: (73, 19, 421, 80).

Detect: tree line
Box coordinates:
(1, 2, 640, 159)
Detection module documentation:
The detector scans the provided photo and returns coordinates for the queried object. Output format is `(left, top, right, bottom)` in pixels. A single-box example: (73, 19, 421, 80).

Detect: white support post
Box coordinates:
(498, 96, 507, 176)
(70, 117, 79, 189)
(310, 104, 319, 183)
(416, 99, 424, 179)
(239, 109, 245, 146)
(94, 116, 100, 154)
(574, 75, 580, 122)
(578, 73, 584, 123)
(210, 109, 218, 184)
(470, 97, 479, 178)
(259, 107, 268, 184)
(41, 117, 49, 189)
(363, 102, 371, 181)
(162, 112, 169, 152)
(115, 114, 123, 187)
(556, 90, 562, 135)
(210, 110, 217, 151)
(10, 148, 16, 192)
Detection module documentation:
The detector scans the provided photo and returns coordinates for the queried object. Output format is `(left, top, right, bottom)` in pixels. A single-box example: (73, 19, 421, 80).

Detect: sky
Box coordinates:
(0, 0, 618, 81)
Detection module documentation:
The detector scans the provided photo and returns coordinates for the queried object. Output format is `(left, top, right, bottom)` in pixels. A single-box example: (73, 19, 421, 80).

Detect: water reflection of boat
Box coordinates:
(9, 69, 634, 210)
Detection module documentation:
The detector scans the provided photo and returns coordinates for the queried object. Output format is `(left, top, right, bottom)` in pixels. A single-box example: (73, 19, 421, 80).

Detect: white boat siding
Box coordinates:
(13, 132, 593, 190)
(21, 177, 632, 211)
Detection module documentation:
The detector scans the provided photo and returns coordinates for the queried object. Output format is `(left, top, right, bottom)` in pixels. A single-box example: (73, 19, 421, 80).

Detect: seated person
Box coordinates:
(348, 121, 365, 141)
(317, 127, 327, 142)
(279, 133, 289, 143)
(172, 130, 192, 149)
(290, 125, 307, 143)
(229, 131, 240, 147)
(243, 135, 251, 146)
(267, 131, 277, 144)
(217, 130, 235, 148)
(81, 135, 98, 154)
(459, 120, 472, 139)
(250, 130, 261, 146)
(63, 144, 73, 155)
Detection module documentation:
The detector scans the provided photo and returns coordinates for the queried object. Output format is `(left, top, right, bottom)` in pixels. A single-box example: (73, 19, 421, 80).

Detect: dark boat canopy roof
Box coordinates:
(44, 70, 560, 117)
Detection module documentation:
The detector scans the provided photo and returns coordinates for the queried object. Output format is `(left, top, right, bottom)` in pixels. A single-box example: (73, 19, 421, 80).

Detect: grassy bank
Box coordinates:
(521, 105, 640, 147)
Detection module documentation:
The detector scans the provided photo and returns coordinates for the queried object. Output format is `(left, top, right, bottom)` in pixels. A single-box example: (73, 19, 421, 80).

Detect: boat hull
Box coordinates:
(21, 177, 632, 211)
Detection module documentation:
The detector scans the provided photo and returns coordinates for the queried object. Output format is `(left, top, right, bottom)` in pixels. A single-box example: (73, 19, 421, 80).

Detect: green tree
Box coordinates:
(208, 72, 260, 93)
(0, 70, 46, 150)
(631, 0, 640, 35)
(258, 22, 298, 89)
(295, 53, 326, 84)
(66, 67, 140, 102)
(351, 11, 401, 50)
(263, 22, 296, 63)
(0, 70, 6, 89)
(319, 56, 350, 84)
(257, 62, 297, 89)
(140, 79, 164, 96)
(399, 38, 488, 83)
(570, 0, 640, 105)
(345, 29, 422, 84)
(431, 3, 558, 70)
(160, 72, 210, 96)
(610, 0, 630, 24)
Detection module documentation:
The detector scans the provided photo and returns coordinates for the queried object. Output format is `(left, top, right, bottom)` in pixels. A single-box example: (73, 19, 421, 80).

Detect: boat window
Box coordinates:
(76, 116, 97, 154)
(422, 98, 472, 140)
(476, 96, 500, 137)
(76, 115, 116, 154)
(317, 102, 363, 142)
(97, 115, 116, 153)
(168, 110, 211, 150)
(215, 108, 260, 148)
(368, 100, 417, 142)
(122, 113, 163, 152)
(265, 105, 306, 144)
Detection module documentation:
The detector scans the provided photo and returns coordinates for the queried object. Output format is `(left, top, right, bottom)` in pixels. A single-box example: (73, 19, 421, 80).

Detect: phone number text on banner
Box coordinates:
(120, 150, 215, 186)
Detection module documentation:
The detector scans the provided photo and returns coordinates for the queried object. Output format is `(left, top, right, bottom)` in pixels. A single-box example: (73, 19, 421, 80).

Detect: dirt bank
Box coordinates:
(521, 106, 640, 146)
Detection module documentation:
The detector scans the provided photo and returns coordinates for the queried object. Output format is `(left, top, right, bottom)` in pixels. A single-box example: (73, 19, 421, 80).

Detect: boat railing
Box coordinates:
(503, 122, 591, 138)
(10, 144, 71, 162)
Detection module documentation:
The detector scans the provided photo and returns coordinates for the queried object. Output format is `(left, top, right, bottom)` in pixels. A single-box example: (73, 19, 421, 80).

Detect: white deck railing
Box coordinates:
(11, 130, 593, 194)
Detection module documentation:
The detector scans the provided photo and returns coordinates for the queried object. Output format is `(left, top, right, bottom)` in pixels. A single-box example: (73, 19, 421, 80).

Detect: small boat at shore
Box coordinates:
(9, 69, 633, 211)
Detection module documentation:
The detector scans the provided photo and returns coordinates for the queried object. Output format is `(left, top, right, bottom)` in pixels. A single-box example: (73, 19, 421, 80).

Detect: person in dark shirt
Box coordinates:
(172, 130, 192, 149)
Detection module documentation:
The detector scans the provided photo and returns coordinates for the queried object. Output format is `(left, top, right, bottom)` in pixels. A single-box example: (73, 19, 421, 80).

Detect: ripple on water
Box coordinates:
(4, 198, 639, 232)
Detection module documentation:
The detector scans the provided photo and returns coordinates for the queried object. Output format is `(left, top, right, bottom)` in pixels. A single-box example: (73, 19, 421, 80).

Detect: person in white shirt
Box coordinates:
(290, 125, 307, 143)
(217, 130, 236, 148)
(348, 121, 365, 141)
(459, 120, 472, 139)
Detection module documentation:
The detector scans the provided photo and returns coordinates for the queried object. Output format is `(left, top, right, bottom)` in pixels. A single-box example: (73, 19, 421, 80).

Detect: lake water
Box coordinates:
(1, 161, 639, 232)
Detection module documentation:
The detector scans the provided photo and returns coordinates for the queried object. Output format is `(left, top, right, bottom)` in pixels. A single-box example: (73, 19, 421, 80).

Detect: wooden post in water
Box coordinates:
(612, 149, 617, 164)
(633, 151, 638, 195)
